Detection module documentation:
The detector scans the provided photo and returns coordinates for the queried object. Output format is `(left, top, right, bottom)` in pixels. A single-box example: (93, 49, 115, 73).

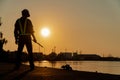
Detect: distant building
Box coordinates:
(78, 54, 101, 60)
(73, 52, 78, 57)
(59, 52, 72, 60)
(33, 52, 43, 60)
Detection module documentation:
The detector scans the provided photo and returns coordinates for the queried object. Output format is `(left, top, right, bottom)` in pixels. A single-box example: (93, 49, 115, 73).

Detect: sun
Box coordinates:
(40, 27, 50, 37)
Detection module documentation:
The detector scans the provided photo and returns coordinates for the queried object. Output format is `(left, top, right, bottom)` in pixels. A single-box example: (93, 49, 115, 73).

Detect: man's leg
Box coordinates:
(26, 38, 34, 70)
(15, 41, 24, 69)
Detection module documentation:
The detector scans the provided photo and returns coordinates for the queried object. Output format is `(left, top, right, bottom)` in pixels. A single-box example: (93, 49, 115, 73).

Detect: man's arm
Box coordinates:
(32, 33, 37, 43)
(32, 33, 43, 48)
(28, 19, 37, 43)
(14, 20, 19, 44)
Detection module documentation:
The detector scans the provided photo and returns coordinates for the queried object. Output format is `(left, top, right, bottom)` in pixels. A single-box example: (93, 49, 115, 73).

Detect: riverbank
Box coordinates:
(0, 62, 120, 80)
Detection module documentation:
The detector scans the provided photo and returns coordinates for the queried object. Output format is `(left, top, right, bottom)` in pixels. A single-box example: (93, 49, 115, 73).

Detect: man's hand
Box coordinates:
(32, 38, 43, 48)
(33, 38, 37, 43)
(32, 33, 37, 43)
(15, 39, 19, 44)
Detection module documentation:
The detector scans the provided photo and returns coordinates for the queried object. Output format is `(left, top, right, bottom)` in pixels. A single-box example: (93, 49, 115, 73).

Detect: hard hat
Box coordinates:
(22, 9, 30, 17)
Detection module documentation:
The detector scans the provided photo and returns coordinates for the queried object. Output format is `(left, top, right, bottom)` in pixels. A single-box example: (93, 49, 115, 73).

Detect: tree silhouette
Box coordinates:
(0, 17, 8, 62)
(0, 17, 7, 52)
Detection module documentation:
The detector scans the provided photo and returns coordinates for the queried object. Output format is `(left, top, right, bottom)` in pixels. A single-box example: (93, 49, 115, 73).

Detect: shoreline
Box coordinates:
(24, 60, 120, 75)
(0, 62, 120, 80)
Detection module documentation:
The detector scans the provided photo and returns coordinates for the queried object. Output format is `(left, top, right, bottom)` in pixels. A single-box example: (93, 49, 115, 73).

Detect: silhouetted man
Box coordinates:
(14, 9, 37, 70)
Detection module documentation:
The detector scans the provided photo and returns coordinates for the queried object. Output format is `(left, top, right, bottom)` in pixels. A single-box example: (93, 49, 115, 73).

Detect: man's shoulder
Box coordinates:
(16, 18, 21, 22)
(15, 18, 20, 24)
(27, 18, 31, 22)
(27, 18, 32, 24)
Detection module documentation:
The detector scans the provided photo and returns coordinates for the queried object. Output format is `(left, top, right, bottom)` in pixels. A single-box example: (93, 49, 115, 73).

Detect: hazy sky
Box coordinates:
(0, 0, 120, 57)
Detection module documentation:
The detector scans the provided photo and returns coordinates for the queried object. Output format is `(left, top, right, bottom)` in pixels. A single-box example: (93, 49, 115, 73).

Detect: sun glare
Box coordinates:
(41, 27, 50, 37)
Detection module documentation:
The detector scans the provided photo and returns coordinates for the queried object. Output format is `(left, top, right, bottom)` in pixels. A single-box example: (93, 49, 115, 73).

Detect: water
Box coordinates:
(23, 61, 120, 75)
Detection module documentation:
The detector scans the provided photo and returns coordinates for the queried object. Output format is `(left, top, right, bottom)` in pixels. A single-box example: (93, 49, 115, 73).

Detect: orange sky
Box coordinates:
(0, 0, 120, 57)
